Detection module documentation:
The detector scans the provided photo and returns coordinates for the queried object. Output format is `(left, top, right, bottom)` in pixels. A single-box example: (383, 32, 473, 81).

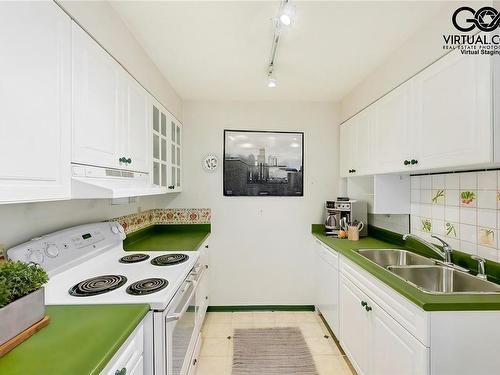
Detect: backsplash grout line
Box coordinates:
(411, 171, 500, 262)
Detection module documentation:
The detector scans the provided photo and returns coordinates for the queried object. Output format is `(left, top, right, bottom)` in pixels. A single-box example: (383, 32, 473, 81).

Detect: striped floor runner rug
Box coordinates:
(232, 327, 318, 375)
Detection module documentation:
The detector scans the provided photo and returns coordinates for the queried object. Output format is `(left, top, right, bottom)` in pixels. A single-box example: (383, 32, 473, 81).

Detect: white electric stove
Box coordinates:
(7, 222, 208, 375)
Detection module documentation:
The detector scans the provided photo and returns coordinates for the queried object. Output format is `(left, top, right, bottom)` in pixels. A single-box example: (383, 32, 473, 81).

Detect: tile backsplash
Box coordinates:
(110, 208, 211, 234)
(410, 171, 500, 261)
(368, 213, 409, 235)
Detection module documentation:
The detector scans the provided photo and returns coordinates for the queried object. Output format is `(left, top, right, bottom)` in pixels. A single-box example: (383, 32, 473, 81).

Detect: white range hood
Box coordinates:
(71, 164, 165, 199)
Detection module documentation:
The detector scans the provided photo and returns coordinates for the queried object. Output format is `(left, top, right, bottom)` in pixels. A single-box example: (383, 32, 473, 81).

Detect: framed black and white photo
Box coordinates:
(223, 130, 304, 196)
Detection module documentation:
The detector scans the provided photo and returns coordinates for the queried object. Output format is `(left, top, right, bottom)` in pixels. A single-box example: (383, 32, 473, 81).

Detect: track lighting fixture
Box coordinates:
(265, 0, 293, 88)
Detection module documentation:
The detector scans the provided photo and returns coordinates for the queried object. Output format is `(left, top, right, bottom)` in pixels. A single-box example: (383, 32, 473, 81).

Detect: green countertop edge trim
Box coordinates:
(88, 304, 149, 375)
(123, 224, 211, 251)
(207, 305, 315, 312)
(0, 304, 149, 375)
(312, 224, 500, 311)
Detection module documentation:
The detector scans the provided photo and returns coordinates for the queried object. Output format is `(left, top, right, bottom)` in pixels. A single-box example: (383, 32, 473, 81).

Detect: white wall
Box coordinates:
(0, 1, 179, 250)
(168, 101, 340, 305)
(57, 0, 183, 119)
(0, 195, 175, 249)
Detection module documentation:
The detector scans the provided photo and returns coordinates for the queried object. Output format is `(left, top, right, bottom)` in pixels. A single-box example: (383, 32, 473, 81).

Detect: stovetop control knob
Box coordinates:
(28, 250, 44, 264)
(45, 244, 60, 258)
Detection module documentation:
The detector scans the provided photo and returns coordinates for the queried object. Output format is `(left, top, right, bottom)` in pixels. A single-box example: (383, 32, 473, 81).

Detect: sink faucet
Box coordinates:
(402, 234, 453, 265)
(471, 255, 487, 280)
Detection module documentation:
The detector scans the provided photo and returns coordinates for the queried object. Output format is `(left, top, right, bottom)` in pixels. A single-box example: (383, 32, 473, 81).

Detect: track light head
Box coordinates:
(267, 76, 277, 88)
(279, 13, 291, 26)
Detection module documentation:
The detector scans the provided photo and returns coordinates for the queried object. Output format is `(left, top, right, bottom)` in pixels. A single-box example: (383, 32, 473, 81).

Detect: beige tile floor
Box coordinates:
(194, 311, 355, 375)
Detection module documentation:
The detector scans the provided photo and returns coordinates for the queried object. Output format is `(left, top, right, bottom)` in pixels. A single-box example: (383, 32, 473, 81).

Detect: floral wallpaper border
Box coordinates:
(109, 208, 211, 234)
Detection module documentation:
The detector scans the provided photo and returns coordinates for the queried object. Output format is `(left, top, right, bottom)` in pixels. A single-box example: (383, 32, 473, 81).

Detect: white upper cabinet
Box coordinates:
(340, 107, 375, 177)
(354, 106, 375, 175)
(339, 121, 355, 177)
(415, 49, 492, 170)
(150, 101, 183, 193)
(72, 23, 149, 173)
(151, 101, 169, 190)
(169, 116, 183, 192)
(0, 2, 71, 203)
(374, 80, 416, 173)
(340, 48, 495, 177)
(72, 23, 122, 170)
(124, 76, 150, 173)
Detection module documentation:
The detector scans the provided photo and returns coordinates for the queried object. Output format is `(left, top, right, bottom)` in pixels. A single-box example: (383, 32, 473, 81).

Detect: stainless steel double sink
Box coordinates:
(354, 249, 500, 294)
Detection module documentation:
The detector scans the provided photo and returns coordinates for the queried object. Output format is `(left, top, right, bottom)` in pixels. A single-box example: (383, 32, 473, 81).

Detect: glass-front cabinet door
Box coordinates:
(151, 101, 169, 190)
(169, 116, 182, 192)
(151, 100, 182, 192)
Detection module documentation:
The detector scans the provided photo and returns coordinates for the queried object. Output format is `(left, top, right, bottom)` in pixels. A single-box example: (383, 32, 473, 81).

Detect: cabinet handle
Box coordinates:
(403, 160, 410, 166)
(360, 301, 367, 307)
(348, 169, 356, 174)
(126, 158, 132, 164)
(365, 305, 372, 312)
(115, 368, 126, 375)
(119, 157, 126, 163)
(205, 245, 209, 249)
(410, 159, 418, 165)
(168, 185, 175, 189)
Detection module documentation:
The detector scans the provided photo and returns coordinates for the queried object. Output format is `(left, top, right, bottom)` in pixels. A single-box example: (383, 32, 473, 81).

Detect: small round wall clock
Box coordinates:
(202, 154, 218, 172)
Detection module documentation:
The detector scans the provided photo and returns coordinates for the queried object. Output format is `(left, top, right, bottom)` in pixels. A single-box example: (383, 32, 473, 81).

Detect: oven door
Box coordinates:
(166, 279, 197, 375)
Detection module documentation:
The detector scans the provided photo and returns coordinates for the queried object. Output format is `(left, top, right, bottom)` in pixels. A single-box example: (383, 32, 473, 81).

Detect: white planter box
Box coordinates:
(0, 287, 45, 345)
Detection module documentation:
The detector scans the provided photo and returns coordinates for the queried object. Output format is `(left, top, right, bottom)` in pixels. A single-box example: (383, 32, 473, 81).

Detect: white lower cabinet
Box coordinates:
(340, 274, 427, 375)
(101, 315, 148, 375)
(315, 240, 339, 334)
(369, 291, 428, 375)
(339, 275, 370, 373)
(339, 258, 428, 375)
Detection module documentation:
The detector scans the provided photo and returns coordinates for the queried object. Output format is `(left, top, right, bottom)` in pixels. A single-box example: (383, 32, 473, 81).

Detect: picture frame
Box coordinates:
(223, 130, 304, 196)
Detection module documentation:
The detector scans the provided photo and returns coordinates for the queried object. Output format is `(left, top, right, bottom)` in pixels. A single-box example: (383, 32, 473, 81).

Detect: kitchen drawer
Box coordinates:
(340, 256, 429, 346)
(316, 240, 339, 268)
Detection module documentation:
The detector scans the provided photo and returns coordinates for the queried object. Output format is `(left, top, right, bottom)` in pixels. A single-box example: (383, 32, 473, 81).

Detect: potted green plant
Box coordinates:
(0, 261, 48, 345)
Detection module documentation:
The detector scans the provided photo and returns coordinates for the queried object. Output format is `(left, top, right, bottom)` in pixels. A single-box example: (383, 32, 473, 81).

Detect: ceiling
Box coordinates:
(112, 1, 446, 102)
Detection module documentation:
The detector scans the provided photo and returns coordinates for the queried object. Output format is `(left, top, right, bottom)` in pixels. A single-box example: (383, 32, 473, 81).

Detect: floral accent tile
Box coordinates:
(421, 218, 432, 232)
(478, 228, 496, 248)
(431, 189, 445, 204)
(109, 208, 211, 234)
(445, 222, 458, 238)
(411, 171, 500, 259)
(460, 191, 476, 207)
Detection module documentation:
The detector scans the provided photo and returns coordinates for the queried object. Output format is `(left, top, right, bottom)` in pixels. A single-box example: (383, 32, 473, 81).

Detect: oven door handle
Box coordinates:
(165, 281, 197, 323)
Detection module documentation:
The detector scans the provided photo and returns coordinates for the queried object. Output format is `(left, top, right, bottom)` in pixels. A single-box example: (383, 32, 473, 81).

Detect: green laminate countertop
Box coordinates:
(0, 304, 149, 375)
(123, 224, 211, 251)
(312, 224, 500, 311)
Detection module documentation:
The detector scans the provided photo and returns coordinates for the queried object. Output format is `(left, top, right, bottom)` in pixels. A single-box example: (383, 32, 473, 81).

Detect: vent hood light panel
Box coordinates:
(71, 164, 166, 199)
